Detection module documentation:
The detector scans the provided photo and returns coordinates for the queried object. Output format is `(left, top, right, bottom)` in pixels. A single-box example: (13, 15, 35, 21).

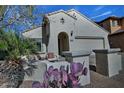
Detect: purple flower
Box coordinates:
(47, 66, 54, 75)
(70, 62, 83, 76)
(82, 67, 88, 76)
(60, 69, 68, 86)
(68, 73, 79, 87)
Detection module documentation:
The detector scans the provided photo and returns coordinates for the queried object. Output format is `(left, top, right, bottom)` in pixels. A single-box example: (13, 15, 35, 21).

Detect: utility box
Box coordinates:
(62, 50, 91, 86)
(93, 48, 122, 77)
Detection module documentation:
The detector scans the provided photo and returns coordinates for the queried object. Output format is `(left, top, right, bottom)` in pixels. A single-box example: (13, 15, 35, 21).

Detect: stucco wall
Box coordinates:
(95, 52, 122, 77)
(108, 53, 122, 77)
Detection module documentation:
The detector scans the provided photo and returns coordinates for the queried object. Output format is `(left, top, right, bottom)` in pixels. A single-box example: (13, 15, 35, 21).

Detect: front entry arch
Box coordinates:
(58, 32, 69, 55)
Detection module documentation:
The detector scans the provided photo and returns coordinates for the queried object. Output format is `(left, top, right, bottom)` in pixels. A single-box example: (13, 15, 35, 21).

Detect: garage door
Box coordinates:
(75, 38, 104, 51)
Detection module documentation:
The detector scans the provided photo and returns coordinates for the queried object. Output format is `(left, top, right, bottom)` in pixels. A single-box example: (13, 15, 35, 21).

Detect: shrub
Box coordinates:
(0, 29, 38, 87)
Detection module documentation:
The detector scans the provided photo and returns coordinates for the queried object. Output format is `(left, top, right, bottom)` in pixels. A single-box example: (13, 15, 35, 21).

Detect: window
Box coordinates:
(112, 20, 118, 27)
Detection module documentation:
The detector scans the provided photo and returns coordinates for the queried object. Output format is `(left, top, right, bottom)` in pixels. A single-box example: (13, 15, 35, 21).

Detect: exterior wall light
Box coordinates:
(60, 17, 65, 24)
(71, 31, 73, 37)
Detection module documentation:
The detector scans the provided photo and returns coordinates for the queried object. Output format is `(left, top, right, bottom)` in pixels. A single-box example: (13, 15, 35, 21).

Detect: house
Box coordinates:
(22, 9, 110, 65)
(22, 26, 43, 52)
(108, 30, 124, 52)
(97, 16, 124, 34)
(97, 16, 124, 51)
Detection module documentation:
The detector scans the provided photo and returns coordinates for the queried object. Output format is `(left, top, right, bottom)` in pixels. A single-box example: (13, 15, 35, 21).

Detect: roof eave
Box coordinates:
(45, 9, 77, 20)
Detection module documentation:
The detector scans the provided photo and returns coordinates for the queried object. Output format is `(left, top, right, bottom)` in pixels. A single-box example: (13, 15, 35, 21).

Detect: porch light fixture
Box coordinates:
(71, 31, 73, 36)
(70, 31, 74, 42)
(60, 17, 65, 24)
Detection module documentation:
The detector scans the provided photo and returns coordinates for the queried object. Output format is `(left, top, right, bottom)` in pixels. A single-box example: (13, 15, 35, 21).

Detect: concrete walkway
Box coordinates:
(84, 71, 124, 88)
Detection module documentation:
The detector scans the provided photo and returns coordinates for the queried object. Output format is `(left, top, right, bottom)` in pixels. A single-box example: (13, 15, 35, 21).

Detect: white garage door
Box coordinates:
(75, 39, 104, 51)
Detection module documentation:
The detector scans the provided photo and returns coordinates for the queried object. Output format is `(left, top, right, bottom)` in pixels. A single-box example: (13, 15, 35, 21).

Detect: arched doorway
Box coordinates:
(58, 32, 69, 55)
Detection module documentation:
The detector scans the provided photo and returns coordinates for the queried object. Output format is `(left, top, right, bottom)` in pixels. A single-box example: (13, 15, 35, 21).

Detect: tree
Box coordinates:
(0, 5, 44, 87)
(0, 29, 38, 88)
(0, 5, 38, 31)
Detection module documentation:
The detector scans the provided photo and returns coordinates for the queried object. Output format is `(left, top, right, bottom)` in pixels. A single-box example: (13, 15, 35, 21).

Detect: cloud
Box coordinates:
(94, 6, 105, 11)
(91, 11, 112, 19)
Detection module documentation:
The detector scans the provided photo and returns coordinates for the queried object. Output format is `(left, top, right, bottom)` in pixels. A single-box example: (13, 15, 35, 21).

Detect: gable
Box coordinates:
(67, 9, 109, 35)
(46, 10, 77, 20)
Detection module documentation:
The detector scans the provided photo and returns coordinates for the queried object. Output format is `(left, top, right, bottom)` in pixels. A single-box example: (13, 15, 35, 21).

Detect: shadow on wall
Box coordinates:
(121, 52, 124, 70)
(89, 65, 96, 72)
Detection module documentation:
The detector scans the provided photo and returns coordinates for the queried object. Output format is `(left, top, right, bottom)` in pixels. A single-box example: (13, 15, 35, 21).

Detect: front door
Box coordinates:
(58, 32, 69, 55)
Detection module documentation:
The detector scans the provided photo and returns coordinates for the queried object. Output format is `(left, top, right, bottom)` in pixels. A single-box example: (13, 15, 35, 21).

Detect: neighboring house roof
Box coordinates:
(97, 16, 124, 24)
(22, 26, 42, 39)
(22, 26, 42, 33)
(109, 29, 124, 36)
(67, 9, 109, 33)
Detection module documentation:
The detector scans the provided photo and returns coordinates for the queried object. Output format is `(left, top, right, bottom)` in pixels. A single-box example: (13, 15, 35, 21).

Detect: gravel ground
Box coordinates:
(19, 80, 33, 88)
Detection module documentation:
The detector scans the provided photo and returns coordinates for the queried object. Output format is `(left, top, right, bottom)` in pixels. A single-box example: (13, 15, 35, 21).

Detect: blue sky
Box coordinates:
(2, 5, 124, 32)
(35, 5, 124, 22)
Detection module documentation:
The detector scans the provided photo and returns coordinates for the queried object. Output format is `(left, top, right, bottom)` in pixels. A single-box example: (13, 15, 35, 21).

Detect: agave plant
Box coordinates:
(32, 62, 88, 88)
(0, 29, 38, 88)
